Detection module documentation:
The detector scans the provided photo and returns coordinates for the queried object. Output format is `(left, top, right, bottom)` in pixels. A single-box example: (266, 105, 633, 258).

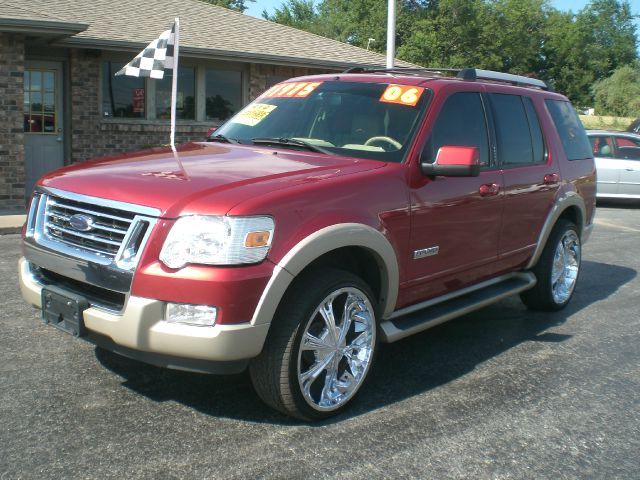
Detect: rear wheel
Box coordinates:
(249, 269, 378, 420)
(521, 219, 581, 311)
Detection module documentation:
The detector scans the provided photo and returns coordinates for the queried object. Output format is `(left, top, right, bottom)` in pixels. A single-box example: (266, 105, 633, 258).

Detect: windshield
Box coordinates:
(213, 80, 430, 162)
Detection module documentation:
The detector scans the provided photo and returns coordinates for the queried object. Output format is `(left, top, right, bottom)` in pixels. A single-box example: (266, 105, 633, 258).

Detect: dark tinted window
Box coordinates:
(205, 69, 242, 121)
(102, 62, 145, 118)
(545, 99, 592, 160)
(523, 97, 545, 163)
(490, 93, 533, 165)
(156, 67, 195, 120)
(423, 92, 489, 164)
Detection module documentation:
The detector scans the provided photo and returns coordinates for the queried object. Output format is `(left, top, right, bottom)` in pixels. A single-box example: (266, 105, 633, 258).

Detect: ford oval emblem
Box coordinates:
(68, 213, 95, 232)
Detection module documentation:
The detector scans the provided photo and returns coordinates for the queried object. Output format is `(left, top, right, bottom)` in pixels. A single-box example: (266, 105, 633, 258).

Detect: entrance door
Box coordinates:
(24, 61, 64, 197)
(403, 91, 504, 306)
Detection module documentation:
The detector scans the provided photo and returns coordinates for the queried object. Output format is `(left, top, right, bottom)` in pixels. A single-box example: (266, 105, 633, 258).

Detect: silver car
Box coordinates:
(587, 130, 640, 199)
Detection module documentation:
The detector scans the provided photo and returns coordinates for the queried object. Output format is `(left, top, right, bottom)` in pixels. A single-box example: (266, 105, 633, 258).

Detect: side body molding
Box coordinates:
(526, 191, 587, 270)
(251, 223, 400, 325)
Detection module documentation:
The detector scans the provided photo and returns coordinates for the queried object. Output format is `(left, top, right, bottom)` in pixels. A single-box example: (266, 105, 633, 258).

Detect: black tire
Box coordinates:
(249, 268, 378, 421)
(520, 219, 581, 311)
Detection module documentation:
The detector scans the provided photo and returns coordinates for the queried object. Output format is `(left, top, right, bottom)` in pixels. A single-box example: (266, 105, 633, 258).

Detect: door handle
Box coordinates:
(543, 173, 559, 184)
(479, 183, 500, 196)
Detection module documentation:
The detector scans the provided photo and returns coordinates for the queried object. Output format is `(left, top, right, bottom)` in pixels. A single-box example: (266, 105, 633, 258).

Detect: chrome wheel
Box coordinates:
(297, 287, 376, 412)
(551, 230, 580, 304)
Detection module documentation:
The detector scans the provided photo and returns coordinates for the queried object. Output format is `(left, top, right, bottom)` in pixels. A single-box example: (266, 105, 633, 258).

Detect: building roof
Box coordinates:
(0, 0, 413, 69)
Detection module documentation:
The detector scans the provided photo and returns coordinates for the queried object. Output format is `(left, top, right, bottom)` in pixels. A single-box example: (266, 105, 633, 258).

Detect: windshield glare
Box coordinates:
(214, 80, 430, 162)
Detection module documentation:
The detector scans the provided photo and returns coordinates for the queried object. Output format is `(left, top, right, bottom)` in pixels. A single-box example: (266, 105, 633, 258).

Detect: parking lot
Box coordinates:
(1, 204, 639, 479)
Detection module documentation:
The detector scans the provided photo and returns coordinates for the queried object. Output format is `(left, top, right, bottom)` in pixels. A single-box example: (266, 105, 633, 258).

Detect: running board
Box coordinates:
(380, 272, 536, 343)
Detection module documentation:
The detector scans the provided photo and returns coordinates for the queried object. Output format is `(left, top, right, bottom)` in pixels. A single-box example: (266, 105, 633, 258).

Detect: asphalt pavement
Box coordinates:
(1, 204, 639, 479)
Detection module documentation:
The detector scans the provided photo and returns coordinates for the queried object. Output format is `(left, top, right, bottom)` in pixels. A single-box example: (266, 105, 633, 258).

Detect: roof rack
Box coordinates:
(343, 66, 459, 76)
(456, 68, 548, 90)
(343, 66, 549, 90)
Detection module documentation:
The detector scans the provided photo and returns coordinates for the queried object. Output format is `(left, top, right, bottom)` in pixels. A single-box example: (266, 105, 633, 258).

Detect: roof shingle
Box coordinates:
(1, 0, 414, 68)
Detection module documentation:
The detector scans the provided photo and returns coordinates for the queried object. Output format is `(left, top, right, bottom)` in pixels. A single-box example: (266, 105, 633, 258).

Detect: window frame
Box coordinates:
(422, 90, 495, 169)
(99, 54, 248, 124)
(613, 135, 640, 161)
(487, 93, 547, 169)
(544, 99, 593, 161)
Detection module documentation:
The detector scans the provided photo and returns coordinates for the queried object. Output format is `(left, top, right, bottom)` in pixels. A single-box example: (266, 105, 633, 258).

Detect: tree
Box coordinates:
(263, 0, 638, 105)
(262, 0, 324, 35)
(592, 64, 640, 116)
(199, 0, 255, 13)
(543, 0, 638, 106)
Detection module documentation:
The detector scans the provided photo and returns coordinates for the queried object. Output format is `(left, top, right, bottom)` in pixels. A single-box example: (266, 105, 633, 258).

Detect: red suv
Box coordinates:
(19, 68, 596, 420)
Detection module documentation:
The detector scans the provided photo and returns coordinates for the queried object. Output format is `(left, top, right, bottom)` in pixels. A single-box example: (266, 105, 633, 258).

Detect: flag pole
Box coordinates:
(170, 16, 180, 152)
(386, 0, 395, 68)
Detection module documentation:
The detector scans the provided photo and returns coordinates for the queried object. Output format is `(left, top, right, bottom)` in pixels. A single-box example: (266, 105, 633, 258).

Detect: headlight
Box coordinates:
(159, 215, 274, 269)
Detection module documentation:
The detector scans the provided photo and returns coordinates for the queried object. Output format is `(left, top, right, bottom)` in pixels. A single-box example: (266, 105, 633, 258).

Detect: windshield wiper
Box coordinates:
(208, 134, 240, 144)
(251, 137, 333, 155)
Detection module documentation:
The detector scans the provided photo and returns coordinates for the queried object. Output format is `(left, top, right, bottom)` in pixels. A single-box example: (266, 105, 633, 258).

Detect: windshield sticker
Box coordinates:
(260, 82, 323, 99)
(379, 85, 425, 107)
(230, 103, 277, 126)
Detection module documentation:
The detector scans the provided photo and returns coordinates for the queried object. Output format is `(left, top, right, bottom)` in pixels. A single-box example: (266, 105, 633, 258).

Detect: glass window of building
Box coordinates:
(205, 69, 242, 121)
(102, 62, 145, 118)
(156, 66, 196, 120)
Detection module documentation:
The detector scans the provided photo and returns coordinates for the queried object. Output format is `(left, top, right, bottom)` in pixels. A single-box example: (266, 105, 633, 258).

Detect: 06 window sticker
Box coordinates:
(379, 85, 424, 106)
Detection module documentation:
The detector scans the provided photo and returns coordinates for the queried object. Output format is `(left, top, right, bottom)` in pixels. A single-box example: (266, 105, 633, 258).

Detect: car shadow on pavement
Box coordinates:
(596, 199, 640, 209)
(95, 260, 636, 425)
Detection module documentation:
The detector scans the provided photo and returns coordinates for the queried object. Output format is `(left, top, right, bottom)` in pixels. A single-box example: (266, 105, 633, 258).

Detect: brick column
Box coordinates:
(0, 33, 25, 213)
(69, 49, 101, 163)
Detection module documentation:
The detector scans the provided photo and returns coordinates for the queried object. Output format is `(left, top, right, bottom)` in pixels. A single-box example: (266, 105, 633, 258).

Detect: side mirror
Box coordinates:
(420, 145, 481, 177)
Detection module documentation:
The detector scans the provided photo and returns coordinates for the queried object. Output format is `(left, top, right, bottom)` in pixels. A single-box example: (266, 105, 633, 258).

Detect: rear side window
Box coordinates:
(489, 93, 544, 166)
(545, 100, 592, 160)
(423, 92, 489, 165)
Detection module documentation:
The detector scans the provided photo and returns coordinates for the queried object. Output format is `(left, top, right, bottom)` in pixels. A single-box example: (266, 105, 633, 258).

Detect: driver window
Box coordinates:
(423, 92, 489, 165)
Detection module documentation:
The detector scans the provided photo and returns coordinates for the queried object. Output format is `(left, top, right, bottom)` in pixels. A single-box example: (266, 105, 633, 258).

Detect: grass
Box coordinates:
(579, 115, 635, 131)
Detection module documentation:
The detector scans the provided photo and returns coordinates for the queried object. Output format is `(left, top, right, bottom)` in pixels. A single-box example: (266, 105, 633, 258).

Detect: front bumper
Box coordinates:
(19, 257, 270, 372)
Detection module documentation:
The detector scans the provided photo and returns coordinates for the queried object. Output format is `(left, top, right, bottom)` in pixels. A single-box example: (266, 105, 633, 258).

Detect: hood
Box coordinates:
(39, 142, 385, 217)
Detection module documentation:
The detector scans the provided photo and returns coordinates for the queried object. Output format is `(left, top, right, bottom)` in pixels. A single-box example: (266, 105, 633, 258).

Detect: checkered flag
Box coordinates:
(115, 23, 175, 79)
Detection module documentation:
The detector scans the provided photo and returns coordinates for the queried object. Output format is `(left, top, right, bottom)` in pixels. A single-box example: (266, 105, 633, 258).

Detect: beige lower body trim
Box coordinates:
(19, 257, 269, 362)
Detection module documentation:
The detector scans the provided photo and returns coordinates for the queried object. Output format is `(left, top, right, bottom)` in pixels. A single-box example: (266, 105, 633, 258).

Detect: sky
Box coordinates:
(245, 0, 640, 21)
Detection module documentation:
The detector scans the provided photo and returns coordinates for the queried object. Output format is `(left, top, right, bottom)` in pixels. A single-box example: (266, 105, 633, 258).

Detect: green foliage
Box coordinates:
(264, 0, 639, 105)
(543, 0, 638, 106)
(199, 0, 254, 13)
(262, 0, 322, 33)
(592, 64, 640, 116)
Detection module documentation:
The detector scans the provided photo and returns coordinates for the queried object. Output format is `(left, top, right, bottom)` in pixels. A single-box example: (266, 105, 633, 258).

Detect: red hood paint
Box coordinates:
(39, 142, 385, 218)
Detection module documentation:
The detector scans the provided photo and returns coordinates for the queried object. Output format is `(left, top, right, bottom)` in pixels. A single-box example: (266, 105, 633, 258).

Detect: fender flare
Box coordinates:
(526, 191, 586, 270)
(251, 223, 399, 325)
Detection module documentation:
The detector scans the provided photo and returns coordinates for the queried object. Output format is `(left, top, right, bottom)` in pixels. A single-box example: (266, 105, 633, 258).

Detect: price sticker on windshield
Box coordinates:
(230, 103, 277, 126)
(379, 85, 425, 107)
(260, 82, 323, 99)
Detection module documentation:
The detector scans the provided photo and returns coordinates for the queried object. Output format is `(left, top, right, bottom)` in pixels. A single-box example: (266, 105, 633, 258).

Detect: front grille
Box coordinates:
(44, 195, 136, 259)
(32, 265, 126, 312)
(25, 188, 159, 310)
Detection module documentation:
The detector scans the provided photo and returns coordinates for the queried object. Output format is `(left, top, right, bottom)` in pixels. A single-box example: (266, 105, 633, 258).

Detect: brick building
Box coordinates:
(0, 0, 403, 213)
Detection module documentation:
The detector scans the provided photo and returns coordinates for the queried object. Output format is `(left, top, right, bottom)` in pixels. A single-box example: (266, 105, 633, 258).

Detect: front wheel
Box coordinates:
(520, 219, 581, 311)
(250, 269, 378, 420)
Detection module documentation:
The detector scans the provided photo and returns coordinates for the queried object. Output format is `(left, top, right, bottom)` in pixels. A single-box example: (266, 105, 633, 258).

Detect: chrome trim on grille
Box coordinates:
(44, 186, 160, 217)
(23, 187, 160, 309)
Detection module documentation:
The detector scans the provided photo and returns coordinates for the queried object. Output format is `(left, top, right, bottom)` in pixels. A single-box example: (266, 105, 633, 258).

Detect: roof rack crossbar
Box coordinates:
(343, 66, 549, 90)
(457, 68, 548, 90)
(343, 66, 460, 76)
